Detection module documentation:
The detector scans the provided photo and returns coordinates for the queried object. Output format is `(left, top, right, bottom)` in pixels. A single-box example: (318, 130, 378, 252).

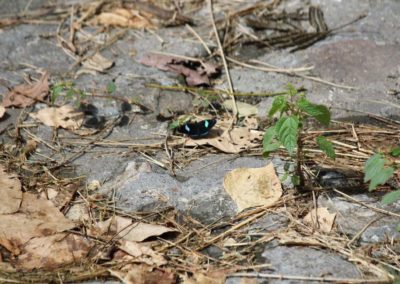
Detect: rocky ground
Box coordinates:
(0, 0, 399, 283)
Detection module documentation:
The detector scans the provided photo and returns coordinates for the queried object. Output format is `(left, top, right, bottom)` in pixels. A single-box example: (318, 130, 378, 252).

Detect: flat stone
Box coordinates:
(319, 193, 400, 243)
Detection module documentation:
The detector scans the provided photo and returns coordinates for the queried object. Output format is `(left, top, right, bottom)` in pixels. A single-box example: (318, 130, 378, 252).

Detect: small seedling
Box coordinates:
(50, 81, 87, 106)
(263, 84, 335, 188)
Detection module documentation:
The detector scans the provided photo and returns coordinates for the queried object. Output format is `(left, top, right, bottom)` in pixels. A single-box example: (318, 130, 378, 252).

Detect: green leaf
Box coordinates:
(286, 83, 297, 96)
(263, 126, 276, 146)
(369, 167, 395, 191)
(397, 223, 400, 232)
(364, 154, 385, 182)
(291, 175, 300, 186)
(297, 98, 330, 126)
(268, 96, 287, 117)
(390, 146, 400, 157)
(277, 116, 298, 154)
(263, 126, 280, 156)
(364, 153, 395, 191)
(382, 189, 400, 205)
(280, 172, 289, 182)
(316, 136, 336, 159)
(107, 81, 116, 94)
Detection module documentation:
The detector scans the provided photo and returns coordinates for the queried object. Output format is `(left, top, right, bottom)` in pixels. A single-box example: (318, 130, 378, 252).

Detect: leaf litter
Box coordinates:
(0, 0, 398, 283)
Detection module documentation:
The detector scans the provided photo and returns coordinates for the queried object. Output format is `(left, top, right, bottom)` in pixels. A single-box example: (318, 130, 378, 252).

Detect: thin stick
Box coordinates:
(228, 272, 390, 283)
(185, 24, 212, 55)
(347, 216, 382, 247)
(207, 0, 238, 121)
(333, 188, 400, 218)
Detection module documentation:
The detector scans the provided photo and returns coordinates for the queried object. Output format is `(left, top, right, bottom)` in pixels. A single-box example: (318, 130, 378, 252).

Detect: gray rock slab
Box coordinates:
(319, 193, 400, 243)
(259, 245, 361, 283)
(226, 244, 361, 284)
(101, 155, 286, 224)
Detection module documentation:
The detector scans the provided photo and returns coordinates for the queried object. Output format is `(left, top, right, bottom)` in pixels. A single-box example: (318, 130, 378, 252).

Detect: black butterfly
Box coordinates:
(177, 119, 217, 138)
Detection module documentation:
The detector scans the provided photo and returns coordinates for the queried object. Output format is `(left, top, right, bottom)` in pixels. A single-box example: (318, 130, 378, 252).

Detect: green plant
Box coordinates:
(364, 146, 400, 206)
(50, 81, 87, 105)
(263, 84, 335, 188)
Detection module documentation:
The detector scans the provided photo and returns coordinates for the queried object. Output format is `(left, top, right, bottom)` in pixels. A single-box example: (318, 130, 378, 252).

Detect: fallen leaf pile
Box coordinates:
(2, 72, 49, 108)
(140, 53, 220, 86)
(0, 165, 179, 274)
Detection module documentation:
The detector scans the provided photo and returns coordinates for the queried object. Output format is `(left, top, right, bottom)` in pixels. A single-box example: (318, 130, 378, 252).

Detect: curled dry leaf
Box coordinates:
(303, 207, 336, 233)
(0, 105, 5, 118)
(94, 8, 154, 29)
(30, 105, 84, 130)
(90, 215, 178, 242)
(140, 53, 219, 87)
(110, 264, 176, 284)
(223, 100, 258, 118)
(2, 72, 49, 108)
(182, 270, 227, 284)
(16, 233, 91, 271)
(0, 193, 75, 254)
(82, 52, 114, 72)
(223, 163, 282, 211)
(119, 240, 167, 266)
(0, 165, 22, 214)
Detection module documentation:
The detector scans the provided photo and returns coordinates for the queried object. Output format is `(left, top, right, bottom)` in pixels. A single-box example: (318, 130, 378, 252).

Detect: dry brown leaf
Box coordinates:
(110, 264, 176, 284)
(16, 233, 91, 271)
(223, 100, 258, 118)
(0, 106, 5, 118)
(30, 105, 84, 130)
(243, 116, 259, 129)
(303, 207, 336, 233)
(94, 8, 154, 29)
(119, 240, 167, 266)
(40, 183, 78, 209)
(140, 53, 219, 87)
(2, 72, 49, 108)
(184, 121, 263, 154)
(82, 52, 114, 72)
(0, 165, 22, 214)
(223, 163, 282, 211)
(182, 270, 227, 284)
(0, 193, 75, 254)
(90, 216, 177, 242)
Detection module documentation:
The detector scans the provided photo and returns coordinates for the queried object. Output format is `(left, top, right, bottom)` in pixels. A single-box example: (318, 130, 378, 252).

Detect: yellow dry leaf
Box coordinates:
(95, 8, 154, 29)
(223, 100, 258, 117)
(30, 105, 84, 130)
(303, 207, 336, 233)
(223, 163, 282, 211)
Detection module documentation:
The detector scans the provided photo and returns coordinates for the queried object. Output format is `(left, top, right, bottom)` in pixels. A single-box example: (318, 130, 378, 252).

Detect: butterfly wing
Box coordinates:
(178, 119, 217, 138)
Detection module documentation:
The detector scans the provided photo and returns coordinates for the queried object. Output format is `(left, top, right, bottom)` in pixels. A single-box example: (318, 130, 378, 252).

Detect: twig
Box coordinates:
(333, 188, 400, 218)
(347, 216, 382, 247)
(228, 272, 390, 283)
(207, 0, 238, 122)
(185, 24, 212, 55)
